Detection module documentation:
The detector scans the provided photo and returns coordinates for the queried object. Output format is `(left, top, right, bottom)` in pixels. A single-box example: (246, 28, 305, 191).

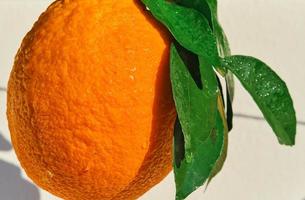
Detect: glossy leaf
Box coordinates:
(172, 0, 230, 57)
(205, 0, 235, 130)
(170, 42, 218, 161)
(204, 0, 231, 57)
(174, 112, 224, 200)
(207, 95, 228, 184)
(222, 56, 297, 145)
(174, 0, 212, 27)
(142, 0, 219, 66)
(170, 44, 222, 200)
(173, 0, 235, 130)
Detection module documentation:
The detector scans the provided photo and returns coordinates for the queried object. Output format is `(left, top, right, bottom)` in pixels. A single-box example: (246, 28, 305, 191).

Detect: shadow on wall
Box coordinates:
(0, 134, 12, 151)
(0, 132, 40, 200)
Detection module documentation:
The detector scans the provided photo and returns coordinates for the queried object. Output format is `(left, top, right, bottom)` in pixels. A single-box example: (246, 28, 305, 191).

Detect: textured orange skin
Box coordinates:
(7, 0, 176, 199)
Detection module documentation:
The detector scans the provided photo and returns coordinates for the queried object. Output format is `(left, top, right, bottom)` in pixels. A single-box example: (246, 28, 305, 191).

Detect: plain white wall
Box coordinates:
(0, 1, 304, 200)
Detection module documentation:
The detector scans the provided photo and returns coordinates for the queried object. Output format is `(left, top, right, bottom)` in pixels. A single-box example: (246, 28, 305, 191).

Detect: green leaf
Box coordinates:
(222, 56, 297, 145)
(204, 0, 231, 57)
(175, 112, 224, 200)
(204, 0, 235, 130)
(173, 0, 235, 130)
(172, 0, 231, 57)
(142, 0, 219, 66)
(170, 43, 223, 200)
(170, 42, 218, 161)
(207, 94, 228, 185)
(174, 0, 212, 27)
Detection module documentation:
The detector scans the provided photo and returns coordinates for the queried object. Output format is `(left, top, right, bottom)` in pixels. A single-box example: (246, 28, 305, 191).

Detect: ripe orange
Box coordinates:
(7, 0, 176, 199)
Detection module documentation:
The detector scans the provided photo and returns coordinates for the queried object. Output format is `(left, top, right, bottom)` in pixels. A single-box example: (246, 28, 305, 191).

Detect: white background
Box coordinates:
(0, 0, 305, 200)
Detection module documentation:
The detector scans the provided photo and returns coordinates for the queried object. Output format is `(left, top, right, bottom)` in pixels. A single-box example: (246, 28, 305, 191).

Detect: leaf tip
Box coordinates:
(279, 136, 296, 146)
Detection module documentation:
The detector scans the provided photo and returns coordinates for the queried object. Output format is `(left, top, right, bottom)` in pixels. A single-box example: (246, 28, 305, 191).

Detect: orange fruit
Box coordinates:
(7, 0, 176, 199)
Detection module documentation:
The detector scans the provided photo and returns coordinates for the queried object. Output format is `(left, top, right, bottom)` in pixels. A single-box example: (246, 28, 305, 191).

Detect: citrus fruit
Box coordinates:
(7, 0, 176, 199)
